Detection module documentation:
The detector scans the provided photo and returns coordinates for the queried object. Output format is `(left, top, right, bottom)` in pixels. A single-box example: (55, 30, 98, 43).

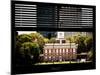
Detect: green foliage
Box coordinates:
(44, 38, 49, 43)
(16, 34, 32, 50)
(16, 34, 32, 43)
(16, 32, 45, 52)
(20, 42, 40, 55)
(67, 36, 75, 43)
(30, 33, 45, 48)
(16, 32, 45, 64)
(84, 37, 93, 51)
(49, 38, 56, 43)
(66, 34, 93, 53)
(87, 49, 93, 61)
(74, 36, 86, 44)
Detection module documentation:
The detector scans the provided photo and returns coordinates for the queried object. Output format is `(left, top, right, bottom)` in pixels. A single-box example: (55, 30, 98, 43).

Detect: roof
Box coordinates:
(44, 43, 78, 49)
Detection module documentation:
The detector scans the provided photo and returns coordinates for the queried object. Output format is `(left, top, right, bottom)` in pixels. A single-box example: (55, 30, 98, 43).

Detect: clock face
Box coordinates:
(60, 33, 62, 36)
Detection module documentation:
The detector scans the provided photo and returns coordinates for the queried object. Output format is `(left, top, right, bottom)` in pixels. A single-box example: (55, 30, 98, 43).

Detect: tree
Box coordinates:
(47, 33, 52, 39)
(44, 38, 49, 43)
(67, 35, 87, 53)
(67, 37, 75, 43)
(87, 49, 93, 61)
(16, 34, 32, 43)
(16, 34, 32, 51)
(75, 36, 86, 53)
(20, 42, 40, 63)
(15, 32, 45, 65)
(49, 38, 56, 43)
(84, 37, 93, 51)
(84, 37, 93, 61)
(30, 33, 45, 53)
(69, 35, 93, 53)
(16, 33, 45, 53)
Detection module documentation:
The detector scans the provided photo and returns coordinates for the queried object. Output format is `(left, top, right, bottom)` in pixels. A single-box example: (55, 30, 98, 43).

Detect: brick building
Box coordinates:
(43, 32, 78, 62)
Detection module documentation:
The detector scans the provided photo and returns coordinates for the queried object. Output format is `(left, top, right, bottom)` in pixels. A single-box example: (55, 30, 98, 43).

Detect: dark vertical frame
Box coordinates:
(93, 6, 96, 68)
(11, 1, 15, 74)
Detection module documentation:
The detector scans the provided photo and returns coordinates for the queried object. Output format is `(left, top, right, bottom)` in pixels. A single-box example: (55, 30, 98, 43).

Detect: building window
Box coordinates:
(49, 49, 51, 53)
(45, 56, 47, 59)
(73, 49, 76, 53)
(56, 49, 58, 53)
(62, 40, 66, 43)
(63, 49, 65, 53)
(66, 49, 68, 53)
(45, 49, 47, 53)
(60, 49, 62, 53)
(49, 56, 51, 59)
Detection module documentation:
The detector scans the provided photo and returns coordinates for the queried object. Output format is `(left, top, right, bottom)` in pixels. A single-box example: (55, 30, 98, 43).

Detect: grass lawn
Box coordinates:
(34, 61, 92, 65)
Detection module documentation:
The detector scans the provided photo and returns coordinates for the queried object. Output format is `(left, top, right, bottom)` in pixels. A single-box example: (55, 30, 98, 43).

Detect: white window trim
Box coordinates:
(66, 49, 68, 53)
(73, 49, 76, 52)
(45, 49, 47, 53)
(49, 49, 51, 53)
(63, 49, 65, 53)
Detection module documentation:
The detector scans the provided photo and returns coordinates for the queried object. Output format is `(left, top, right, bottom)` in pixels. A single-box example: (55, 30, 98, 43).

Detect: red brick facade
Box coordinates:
(43, 48, 77, 62)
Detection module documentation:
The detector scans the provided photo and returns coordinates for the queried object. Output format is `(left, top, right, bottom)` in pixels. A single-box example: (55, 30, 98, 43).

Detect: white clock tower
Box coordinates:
(57, 32, 64, 39)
